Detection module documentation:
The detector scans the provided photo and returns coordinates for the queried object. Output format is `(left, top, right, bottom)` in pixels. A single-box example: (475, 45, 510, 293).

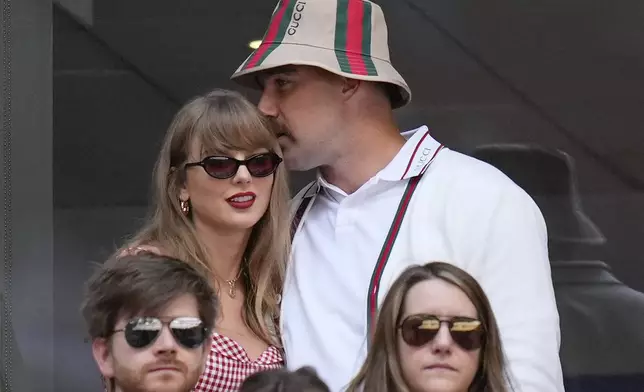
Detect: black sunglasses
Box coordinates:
(111, 316, 209, 349)
(184, 152, 282, 179)
(399, 314, 483, 351)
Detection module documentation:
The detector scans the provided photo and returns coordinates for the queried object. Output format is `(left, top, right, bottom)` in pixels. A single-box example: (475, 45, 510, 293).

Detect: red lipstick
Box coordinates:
(226, 192, 256, 209)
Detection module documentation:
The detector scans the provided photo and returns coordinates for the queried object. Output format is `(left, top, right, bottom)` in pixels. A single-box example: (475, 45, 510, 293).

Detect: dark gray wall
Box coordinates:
(1, 0, 53, 391)
(54, 207, 147, 391)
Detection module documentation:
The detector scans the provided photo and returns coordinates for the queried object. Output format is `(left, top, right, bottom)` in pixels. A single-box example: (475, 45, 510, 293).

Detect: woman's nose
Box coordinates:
(430, 324, 454, 354)
(232, 165, 252, 183)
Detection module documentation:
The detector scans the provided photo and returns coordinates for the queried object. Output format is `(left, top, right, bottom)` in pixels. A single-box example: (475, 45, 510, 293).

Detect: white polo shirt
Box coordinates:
(281, 126, 564, 392)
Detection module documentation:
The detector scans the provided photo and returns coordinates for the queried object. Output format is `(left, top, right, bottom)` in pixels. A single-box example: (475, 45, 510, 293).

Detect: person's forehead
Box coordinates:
(263, 65, 300, 77)
(404, 279, 477, 317)
(159, 293, 200, 317)
(255, 65, 309, 85)
(118, 294, 199, 322)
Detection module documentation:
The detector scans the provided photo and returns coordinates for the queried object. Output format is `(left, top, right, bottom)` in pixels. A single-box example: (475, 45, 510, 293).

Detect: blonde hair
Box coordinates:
(117, 89, 291, 346)
(346, 262, 511, 392)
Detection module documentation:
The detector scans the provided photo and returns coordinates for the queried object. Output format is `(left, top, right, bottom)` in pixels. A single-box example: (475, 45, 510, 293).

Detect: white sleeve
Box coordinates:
(474, 186, 564, 392)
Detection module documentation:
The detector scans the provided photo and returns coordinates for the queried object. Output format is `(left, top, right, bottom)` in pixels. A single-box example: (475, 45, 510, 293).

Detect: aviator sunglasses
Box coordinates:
(184, 152, 282, 179)
(111, 316, 209, 349)
(399, 314, 484, 351)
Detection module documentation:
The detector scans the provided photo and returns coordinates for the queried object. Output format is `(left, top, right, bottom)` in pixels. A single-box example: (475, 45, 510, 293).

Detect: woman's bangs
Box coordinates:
(196, 104, 276, 157)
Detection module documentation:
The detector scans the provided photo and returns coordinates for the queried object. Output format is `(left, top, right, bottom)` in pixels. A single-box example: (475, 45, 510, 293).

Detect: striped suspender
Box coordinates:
(290, 182, 317, 241)
(291, 196, 313, 241)
(366, 175, 422, 337)
(366, 143, 444, 340)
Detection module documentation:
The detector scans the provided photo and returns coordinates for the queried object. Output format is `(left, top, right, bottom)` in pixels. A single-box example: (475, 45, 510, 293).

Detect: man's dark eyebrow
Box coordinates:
(255, 66, 297, 88)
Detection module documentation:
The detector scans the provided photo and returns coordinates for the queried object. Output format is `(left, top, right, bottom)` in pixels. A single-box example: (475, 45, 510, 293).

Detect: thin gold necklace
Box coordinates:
(224, 268, 243, 299)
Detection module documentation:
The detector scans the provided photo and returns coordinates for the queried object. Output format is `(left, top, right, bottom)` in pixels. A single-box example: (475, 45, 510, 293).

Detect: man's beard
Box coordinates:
(111, 360, 200, 392)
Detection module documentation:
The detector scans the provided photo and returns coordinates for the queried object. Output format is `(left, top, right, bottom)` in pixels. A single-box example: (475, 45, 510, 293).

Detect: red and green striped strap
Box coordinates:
(290, 183, 317, 241)
(366, 174, 422, 338)
(334, 0, 378, 76)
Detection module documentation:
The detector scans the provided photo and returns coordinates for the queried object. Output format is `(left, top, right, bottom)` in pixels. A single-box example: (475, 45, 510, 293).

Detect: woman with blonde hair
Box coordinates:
(117, 89, 291, 390)
(347, 262, 511, 392)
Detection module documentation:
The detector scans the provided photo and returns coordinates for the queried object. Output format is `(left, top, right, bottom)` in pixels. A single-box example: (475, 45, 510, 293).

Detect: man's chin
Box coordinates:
(142, 372, 190, 392)
(142, 380, 190, 392)
(280, 148, 319, 172)
(283, 158, 311, 172)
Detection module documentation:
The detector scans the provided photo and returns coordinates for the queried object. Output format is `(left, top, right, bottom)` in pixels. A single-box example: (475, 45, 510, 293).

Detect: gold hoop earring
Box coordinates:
(180, 199, 190, 216)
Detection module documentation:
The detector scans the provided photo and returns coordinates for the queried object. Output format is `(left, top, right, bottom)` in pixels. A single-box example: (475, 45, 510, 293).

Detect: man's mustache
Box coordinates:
(143, 359, 188, 374)
(266, 117, 291, 138)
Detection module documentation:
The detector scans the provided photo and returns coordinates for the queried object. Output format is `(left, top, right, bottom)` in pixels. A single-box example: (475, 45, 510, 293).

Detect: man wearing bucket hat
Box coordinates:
(231, 1, 564, 391)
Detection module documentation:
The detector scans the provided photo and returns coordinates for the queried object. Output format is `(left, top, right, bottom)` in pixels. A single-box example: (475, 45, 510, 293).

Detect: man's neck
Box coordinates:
(320, 122, 405, 194)
(193, 218, 250, 281)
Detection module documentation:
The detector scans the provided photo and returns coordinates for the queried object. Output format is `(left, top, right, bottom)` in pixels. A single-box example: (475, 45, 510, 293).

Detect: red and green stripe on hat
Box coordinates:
(242, 0, 377, 76)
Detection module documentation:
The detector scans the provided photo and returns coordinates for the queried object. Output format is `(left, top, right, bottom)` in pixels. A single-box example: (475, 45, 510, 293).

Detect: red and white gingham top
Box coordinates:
(193, 331, 284, 391)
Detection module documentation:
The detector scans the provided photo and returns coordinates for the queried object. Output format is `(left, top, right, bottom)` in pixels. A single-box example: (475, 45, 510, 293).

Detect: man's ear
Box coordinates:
(341, 77, 361, 101)
(92, 338, 115, 379)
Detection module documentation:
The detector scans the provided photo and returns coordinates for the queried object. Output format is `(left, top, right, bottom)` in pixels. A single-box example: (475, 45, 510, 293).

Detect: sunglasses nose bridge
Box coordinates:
(430, 322, 455, 350)
(152, 325, 179, 351)
(232, 162, 252, 182)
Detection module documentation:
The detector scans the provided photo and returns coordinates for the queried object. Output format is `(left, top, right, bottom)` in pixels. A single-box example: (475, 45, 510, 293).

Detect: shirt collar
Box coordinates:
(376, 125, 443, 181)
(313, 125, 443, 197)
(316, 174, 346, 201)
